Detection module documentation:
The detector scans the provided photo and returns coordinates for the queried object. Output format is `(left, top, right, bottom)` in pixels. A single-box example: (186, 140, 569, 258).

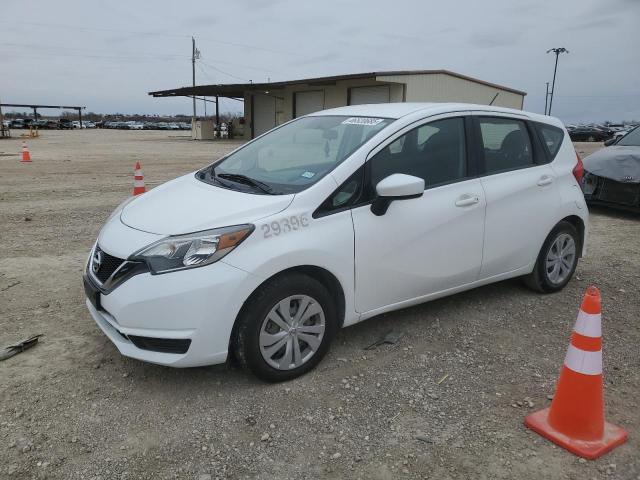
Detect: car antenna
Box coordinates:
(489, 92, 500, 106)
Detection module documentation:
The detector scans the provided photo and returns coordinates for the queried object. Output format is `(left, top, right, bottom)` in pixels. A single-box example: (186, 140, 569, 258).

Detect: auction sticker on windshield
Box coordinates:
(342, 117, 385, 126)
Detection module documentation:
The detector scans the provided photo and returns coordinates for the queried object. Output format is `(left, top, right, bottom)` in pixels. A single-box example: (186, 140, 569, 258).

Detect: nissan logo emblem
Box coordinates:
(92, 250, 103, 274)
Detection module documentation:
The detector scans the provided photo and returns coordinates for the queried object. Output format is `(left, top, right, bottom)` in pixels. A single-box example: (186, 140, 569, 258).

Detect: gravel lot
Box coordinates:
(1, 130, 638, 479)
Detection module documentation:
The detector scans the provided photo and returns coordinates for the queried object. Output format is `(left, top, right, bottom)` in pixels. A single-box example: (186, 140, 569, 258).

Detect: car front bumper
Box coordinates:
(84, 259, 263, 367)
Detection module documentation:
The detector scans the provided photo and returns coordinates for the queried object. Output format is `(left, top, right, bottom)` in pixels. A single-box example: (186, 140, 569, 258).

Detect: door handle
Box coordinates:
(537, 175, 554, 186)
(455, 194, 480, 207)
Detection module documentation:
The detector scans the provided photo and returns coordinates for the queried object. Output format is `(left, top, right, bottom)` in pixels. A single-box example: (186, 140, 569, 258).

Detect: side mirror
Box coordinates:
(603, 138, 617, 147)
(371, 174, 425, 216)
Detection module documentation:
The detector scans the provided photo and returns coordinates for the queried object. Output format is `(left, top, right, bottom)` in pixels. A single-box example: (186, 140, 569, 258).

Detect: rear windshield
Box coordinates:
(198, 115, 393, 194)
(535, 123, 565, 159)
(617, 126, 640, 146)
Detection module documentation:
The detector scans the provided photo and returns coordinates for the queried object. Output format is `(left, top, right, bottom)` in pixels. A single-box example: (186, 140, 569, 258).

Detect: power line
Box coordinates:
(1, 40, 278, 73)
(0, 20, 298, 57)
(0, 49, 189, 62)
(552, 94, 640, 98)
(0, 20, 190, 39)
(196, 36, 298, 57)
(197, 59, 248, 82)
(0, 41, 188, 59)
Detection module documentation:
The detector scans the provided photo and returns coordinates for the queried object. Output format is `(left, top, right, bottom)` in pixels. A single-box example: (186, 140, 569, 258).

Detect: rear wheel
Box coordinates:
(234, 273, 337, 382)
(524, 221, 580, 293)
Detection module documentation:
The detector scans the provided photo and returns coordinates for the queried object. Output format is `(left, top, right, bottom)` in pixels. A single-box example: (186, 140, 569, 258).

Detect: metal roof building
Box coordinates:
(149, 70, 526, 139)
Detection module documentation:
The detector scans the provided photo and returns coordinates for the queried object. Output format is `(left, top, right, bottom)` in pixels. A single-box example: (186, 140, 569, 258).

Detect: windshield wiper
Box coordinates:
(216, 172, 277, 195)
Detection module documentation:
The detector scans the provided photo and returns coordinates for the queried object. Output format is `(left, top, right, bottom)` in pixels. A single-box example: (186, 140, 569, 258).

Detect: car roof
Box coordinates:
(310, 102, 560, 127)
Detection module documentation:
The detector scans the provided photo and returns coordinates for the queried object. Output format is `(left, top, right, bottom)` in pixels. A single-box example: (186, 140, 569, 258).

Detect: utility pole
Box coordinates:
(191, 37, 200, 127)
(215, 95, 219, 127)
(546, 47, 569, 116)
(544, 82, 550, 115)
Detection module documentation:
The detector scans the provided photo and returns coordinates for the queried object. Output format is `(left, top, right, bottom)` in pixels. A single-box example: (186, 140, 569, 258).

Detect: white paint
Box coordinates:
(120, 174, 294, 235)
(574, 310, 602, 338)
(564, 344, 603, 375)
(375, 174, 425, 197)
(88, 103, 588, 372)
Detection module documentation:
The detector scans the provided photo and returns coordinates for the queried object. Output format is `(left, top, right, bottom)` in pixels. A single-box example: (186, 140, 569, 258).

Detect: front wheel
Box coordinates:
(234, 273, 337, 382)
(523, 221, 580, 293)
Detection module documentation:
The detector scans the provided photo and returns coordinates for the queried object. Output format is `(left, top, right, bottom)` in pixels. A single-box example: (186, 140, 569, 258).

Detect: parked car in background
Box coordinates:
(129, 123, 144, 130)
(83, 103, 588, 381)
(59, 119, 74, 129)
(568, 126, 612, 142)
(582, 125, 640, 211)
(606, 123, 627, 133)
(10, 119, 25, 129)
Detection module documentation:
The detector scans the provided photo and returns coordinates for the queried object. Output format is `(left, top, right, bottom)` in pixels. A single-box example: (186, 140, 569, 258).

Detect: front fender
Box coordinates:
(222, 206, 358, 326)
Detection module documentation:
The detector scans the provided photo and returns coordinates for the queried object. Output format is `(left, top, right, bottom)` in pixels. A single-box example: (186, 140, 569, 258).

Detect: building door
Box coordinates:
(294, 91, 324, 117)
(349, 85, 390, 105)
(252, 94, 276, 137)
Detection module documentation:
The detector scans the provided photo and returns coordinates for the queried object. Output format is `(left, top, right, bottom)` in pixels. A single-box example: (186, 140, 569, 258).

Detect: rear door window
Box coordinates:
(477, 117, 534, 174)
(535, 123, 565, 159)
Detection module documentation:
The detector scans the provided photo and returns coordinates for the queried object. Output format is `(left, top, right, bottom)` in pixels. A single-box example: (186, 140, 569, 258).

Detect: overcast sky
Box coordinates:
(1, 0, 639, 123)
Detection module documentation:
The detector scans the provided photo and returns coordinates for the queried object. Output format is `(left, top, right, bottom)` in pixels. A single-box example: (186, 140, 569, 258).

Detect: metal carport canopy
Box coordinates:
(147, 70, 528, 99)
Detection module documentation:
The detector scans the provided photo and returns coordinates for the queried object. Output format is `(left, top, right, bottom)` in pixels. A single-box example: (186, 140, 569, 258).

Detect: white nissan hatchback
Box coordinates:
(84, 103, 588, 382)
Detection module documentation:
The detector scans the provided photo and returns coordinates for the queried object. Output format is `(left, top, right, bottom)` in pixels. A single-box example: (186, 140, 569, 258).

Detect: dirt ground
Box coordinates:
(1, 130, 638, 480)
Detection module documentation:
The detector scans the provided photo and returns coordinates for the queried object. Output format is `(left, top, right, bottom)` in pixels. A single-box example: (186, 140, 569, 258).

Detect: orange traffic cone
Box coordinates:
(133, 161, 146, 196)
(21, 141, 32, 162)
(524, 286, 627, 459)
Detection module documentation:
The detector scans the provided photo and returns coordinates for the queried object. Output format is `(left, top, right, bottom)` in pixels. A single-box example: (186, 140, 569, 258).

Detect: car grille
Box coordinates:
(92, 246, 125, 283)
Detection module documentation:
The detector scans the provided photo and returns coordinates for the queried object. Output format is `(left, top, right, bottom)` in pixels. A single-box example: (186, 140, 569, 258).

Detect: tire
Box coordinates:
(233, 273, 337, 382)
(523, 221, 580, 293)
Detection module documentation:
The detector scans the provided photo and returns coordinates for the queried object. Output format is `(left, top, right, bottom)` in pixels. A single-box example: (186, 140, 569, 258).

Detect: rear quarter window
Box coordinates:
(535, 123, 565, 160)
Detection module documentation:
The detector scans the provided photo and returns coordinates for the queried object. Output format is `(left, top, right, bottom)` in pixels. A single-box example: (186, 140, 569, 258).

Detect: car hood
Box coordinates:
(583, 146, 640, 183)
(120, 173, 294, 235)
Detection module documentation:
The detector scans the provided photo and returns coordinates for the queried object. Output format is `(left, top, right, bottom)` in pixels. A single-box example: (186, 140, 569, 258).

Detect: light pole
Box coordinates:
(544, 82, 550, 115)
(546, 47, 569, 115)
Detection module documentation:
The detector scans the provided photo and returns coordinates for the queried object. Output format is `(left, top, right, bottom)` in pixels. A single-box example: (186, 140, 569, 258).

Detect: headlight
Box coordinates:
(132, 224, 254, 274)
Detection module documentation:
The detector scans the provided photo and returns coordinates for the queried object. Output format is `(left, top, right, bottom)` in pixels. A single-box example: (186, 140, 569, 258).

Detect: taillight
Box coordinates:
(573, 151, 584, 184)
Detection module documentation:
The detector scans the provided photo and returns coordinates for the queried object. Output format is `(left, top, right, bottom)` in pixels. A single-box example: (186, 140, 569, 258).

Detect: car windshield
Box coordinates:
(617, 127, 640, 146)
(199, 115, 393, 194)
